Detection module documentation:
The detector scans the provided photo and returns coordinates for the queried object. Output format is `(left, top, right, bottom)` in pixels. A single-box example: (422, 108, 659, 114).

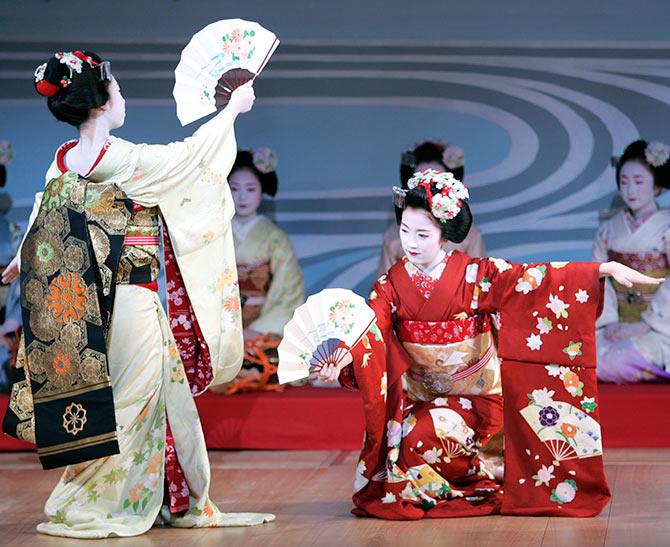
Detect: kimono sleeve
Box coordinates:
(121, 108, 236, 207)
(339, 276, 395, 391)
(592, 223, 618, 327)
(474, 257, 604, 367)
(248, 228, 305, 335)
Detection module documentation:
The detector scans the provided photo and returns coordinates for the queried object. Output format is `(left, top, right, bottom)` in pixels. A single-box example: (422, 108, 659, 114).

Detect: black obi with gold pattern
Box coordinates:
(2, 173, 163, 470)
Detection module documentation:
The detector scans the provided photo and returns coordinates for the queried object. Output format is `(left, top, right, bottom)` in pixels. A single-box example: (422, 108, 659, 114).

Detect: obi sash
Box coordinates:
(607, 250, 669, 322)
(2, 172, 132, 469)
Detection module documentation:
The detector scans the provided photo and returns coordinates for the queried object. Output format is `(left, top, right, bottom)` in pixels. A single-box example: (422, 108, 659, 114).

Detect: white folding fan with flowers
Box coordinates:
(173, 19, 279, 126)
(277, 289, 377, 385)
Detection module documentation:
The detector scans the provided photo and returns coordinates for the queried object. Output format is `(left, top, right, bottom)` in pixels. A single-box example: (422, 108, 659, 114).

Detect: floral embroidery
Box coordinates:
(515, 265, 546, 294)
(387, 419, 402, 447)
(575, 289, 589, 303)
(560, 423, 578, 438)
(530, 388, 555, 406)
(465, 263, 479, 283)
(562, 342, 583, 363)
(489, 257, 512, 272)
(580, 397, 597, 413)
(381, 492, 397, 504)
(526, 333, 543, 351)
(479, 277, 491, 292)
(43, 172, 78, 211)
(536, 317, 553, 335)
(546, 294, 570, 319)
(532, 464, 555, 487)
(46, 272, 89, 323)
(562, 369, 584, 397)
(551, 480, 577, 504)
(539, 406, 560, 427)
(380, 372, 388, 400)
(458, 397, 472, 410)
(62, 402, 87, 435)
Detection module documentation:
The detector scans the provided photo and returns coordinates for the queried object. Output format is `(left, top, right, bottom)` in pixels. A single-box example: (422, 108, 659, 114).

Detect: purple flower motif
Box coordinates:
(539, 406, 559, 427)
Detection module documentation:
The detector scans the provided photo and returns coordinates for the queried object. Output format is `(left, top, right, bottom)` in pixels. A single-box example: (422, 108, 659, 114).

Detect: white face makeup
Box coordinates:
(618, 160, 659, 214)
(399, 207, 443, 269)
(101, 77, 126, 129)
(229, 168, 263, 218)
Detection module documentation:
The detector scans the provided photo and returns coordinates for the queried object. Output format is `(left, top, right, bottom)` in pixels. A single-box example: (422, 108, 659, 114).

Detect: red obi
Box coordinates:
(607, 250, 669, 272)
(396, 314, 492, 345)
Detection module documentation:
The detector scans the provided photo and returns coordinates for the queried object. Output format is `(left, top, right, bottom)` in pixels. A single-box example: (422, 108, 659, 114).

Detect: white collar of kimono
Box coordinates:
(405, 249, 449, 279)
(232, 214, 263, 241)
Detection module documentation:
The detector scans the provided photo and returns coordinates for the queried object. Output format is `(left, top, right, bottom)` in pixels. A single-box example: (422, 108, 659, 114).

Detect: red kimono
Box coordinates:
(340, 251, 610, 519)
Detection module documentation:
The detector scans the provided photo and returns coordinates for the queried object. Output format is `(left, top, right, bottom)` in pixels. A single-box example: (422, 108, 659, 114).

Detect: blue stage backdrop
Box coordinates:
(2, 1, 670, 296)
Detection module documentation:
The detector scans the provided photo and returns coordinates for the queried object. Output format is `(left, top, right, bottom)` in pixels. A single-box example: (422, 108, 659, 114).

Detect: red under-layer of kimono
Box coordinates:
(340, 251, 611, 520)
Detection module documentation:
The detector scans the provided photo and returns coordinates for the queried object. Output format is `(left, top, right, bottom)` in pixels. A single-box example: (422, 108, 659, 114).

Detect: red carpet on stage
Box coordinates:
(1, 384, 669, 451)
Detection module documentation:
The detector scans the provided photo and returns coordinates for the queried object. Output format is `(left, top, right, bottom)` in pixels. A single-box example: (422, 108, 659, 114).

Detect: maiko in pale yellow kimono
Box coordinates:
(21, 109, 274, 538)
(377, 222, 487, 277)
(233, 215, 304, 335)
(593, 208, 670, 382)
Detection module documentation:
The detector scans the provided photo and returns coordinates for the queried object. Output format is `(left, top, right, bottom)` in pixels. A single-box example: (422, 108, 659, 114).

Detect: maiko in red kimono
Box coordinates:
(339, 250, 611, 519)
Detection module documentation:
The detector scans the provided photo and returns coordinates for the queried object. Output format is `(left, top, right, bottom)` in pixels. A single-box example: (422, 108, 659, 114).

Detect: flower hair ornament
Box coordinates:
(645, 141, 670, 168)
(251, 147, 278, 174)
(405, 168, 469, 223)
(34, 51, 111, 98)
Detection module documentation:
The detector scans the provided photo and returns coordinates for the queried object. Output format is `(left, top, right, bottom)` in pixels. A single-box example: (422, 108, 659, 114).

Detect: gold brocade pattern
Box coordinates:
(116, 206, 161, 285)
(19, 174, 129, 409)
(402, 331, 502, 401)
(62, 402, 87, 435)
(612, 268, 669, 323)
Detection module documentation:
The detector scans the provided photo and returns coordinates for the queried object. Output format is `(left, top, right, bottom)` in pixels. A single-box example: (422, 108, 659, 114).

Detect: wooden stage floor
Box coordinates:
(1, 449, 668, 546)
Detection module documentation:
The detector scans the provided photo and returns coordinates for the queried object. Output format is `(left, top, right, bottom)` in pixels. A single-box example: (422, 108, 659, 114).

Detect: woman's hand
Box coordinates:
(1, 256, 19, 285)
(604, 321, 652, 342)
(318, 351, 353, 383)
(599, 261, 665, 288)
(227, 82, 256, 117)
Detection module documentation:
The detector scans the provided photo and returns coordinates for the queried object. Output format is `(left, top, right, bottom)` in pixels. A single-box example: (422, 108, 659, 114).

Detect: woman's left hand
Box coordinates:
(599, 261, 665, 288)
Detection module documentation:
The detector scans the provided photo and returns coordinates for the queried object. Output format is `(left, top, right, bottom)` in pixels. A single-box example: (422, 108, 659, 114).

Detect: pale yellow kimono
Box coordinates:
(593, 208, 670, 380)
(377, 222, 487, 277)
(233, 214, 304, 335)
(21, 109, 274, 538)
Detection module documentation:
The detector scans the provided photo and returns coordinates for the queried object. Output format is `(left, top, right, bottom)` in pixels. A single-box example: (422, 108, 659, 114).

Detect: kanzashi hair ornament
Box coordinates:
(406, 169, 469, 223)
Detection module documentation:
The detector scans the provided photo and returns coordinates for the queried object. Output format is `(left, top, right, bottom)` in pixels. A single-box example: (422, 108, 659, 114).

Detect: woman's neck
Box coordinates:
(64, 118, 111, 175)
(417, 249, 446, 274)
(78, 117, 111, 152)
(234, 213, 259, 225)
(628, 200, 659, 222)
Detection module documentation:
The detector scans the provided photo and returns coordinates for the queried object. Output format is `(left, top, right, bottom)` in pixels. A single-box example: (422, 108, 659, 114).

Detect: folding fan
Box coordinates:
(520, 401, 603, 463)
(277, 289, 377, 385)
(173, 19, 280, 125)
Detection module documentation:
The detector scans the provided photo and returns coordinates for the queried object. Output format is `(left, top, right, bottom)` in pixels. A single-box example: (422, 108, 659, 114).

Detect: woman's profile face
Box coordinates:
(618, 160, 658, 213)
(104, 77, 126, 129)
(399, 207, 443, 269)
(229, 168, 263, 218)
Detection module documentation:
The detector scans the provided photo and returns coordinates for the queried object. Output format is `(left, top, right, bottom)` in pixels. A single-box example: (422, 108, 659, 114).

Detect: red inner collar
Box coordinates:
(56, 139, 111, 177)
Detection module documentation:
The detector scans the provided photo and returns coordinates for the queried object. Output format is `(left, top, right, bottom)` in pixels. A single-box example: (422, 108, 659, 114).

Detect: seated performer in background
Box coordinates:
(2, 50, 273, 538)
(319, 169, 661, 520)
(377, 141, 486, 277)
(594, 139, 670, 383)
(211, 149, 304, 393)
